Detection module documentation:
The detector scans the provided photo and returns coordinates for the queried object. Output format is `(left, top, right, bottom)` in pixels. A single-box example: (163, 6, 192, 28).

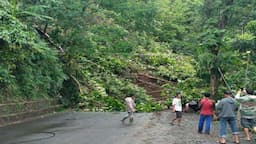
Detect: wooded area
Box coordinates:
(1, 0, 256, 112)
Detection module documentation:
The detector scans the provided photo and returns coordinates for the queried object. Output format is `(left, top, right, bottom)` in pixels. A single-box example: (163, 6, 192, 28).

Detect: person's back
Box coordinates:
(217, 91, 239, 144)
(217, 97, 237, 118)
(125, 97, 135, 112)
(200, 97, 214, 115)
(235, 88, 256, 141)
(197, 93, 214, 135)
(236, 94, 256, 119)
(122, 96, 136, 123)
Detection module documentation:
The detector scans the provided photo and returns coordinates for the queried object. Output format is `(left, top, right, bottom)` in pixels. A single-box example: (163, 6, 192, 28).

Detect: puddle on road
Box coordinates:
(9, 132, 55, 144)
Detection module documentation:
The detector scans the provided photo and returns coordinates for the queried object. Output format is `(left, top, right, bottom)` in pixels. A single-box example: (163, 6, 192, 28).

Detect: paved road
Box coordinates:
(0, 112, 151, 144)
(0, 111, 255, 144)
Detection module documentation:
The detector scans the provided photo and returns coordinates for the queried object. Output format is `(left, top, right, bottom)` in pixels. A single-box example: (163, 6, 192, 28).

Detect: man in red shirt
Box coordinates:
(198, 92, 215, 135)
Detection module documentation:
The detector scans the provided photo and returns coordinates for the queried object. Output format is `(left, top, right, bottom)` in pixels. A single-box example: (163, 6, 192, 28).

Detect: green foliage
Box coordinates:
(3, 0, 256, 113)
(77, 68, 153, 111)
(89, 24, 135, 54)
(0, 0, 65, 102)
(246, 20, 256, 34)
(0, 0, 201, 110)
(136, 101, 163, 112)
(135, 51, 196, 81)
(78, 90, 124, 112)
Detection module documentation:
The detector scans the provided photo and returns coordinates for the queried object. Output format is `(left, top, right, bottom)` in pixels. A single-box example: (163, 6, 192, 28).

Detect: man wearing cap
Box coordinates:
(216, 91, 239, 144)
(198, 92, 215, 135)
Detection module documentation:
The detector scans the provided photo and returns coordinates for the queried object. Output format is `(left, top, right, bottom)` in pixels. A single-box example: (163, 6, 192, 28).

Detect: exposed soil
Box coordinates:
(135, 73, 173, 101)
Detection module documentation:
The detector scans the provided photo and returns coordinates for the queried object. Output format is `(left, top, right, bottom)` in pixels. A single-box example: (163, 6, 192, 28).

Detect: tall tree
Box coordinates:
(198, 0, 235, 97)
(197, 0, 256, 96)
(0, 0, 65, 101)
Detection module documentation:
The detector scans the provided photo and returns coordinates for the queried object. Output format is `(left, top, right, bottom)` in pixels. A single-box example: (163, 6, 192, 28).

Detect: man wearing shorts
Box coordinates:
(235, 88, 256, 141)
(170, 92, 182, 126)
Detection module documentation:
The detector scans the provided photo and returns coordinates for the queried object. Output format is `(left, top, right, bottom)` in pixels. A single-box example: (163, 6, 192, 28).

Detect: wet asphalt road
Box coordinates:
(0, 111, 255, 144)
(0, 112, 151, 144)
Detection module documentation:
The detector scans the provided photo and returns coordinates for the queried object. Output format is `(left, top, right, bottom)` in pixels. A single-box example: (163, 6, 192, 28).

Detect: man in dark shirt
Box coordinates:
(216, 91, 239, 144)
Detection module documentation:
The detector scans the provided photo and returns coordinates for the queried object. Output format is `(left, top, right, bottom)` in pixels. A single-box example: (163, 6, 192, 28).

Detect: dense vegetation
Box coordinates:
(1, 0, 256, 112)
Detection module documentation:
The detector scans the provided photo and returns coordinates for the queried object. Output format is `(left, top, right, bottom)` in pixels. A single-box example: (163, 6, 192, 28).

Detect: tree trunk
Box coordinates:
(209, 47, 221, 98)
(210, 70, 220, 98)
(208, 0, 234, 98)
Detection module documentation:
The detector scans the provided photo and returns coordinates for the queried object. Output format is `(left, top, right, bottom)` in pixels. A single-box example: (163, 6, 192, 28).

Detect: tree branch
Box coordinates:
(70, 75, 82, 93)
(35, 27, 64, 53)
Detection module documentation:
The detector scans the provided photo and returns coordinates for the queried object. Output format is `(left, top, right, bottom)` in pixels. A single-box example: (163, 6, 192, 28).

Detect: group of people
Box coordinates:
(171, 89, 256, 144)
(121, 88, 256, 144)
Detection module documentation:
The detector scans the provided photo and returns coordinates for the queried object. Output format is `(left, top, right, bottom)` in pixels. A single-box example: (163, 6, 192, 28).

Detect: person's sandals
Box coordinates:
(216, 140, 225, 144)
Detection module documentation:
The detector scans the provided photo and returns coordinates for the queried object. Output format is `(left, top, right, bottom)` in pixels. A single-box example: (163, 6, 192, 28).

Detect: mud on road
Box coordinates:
(134, 111, 255, 144)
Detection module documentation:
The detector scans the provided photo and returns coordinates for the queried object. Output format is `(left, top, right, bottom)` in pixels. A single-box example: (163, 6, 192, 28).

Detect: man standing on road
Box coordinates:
(235, 88, 256, 141)
(121, 95, 136, 123)
(170, 92, 182, 127)
(216, 91, 239, 144)
(198, 92, 215, 135)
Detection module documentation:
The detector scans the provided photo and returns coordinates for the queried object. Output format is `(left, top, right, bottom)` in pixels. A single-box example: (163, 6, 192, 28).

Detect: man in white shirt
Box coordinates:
(170, 92, 182, 126)
(121, 96, 136, 123)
